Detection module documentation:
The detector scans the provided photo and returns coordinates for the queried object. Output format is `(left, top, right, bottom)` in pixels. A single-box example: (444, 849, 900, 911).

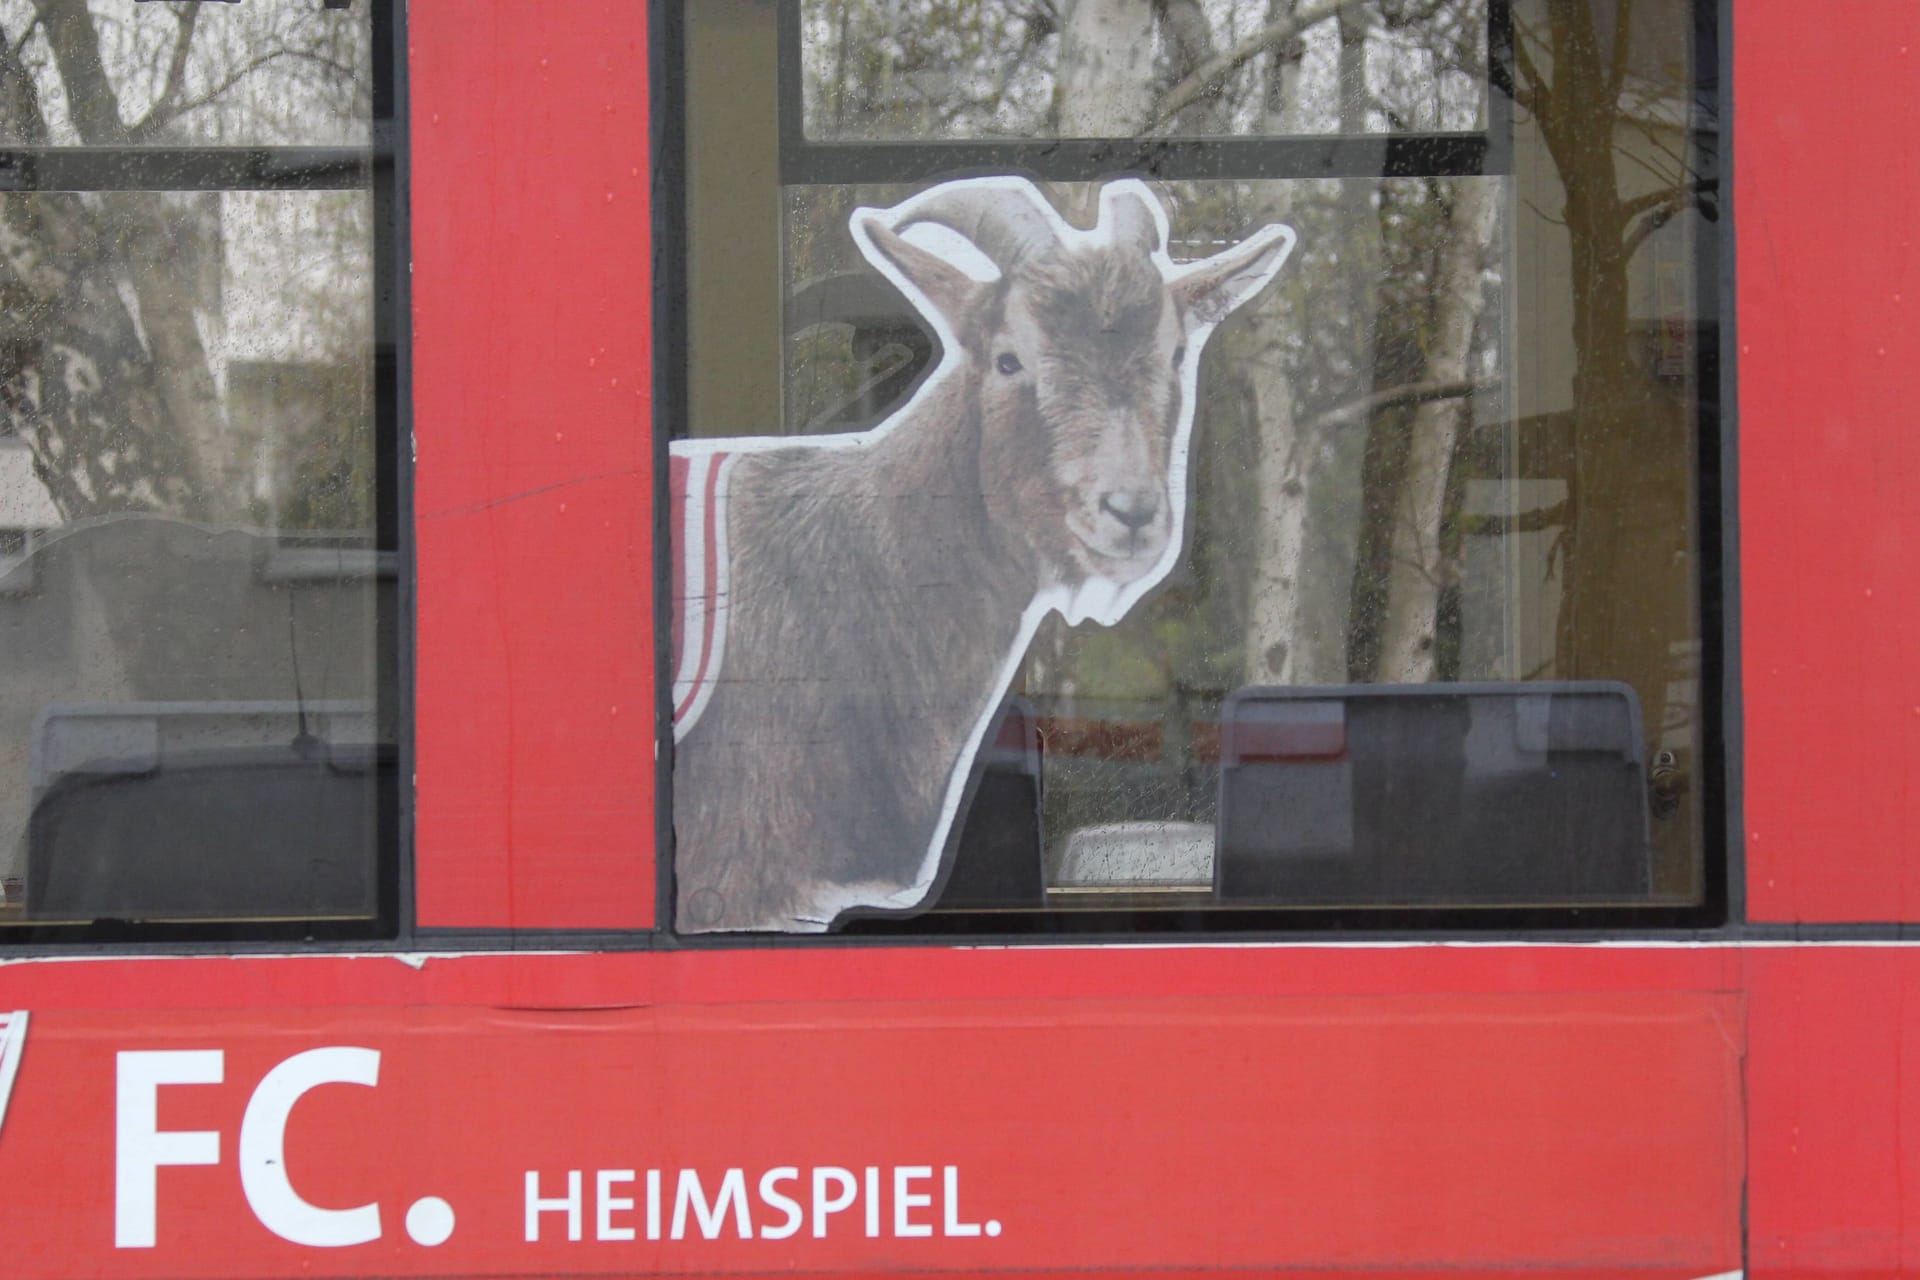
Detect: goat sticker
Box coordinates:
(671, 177, 1295, 932)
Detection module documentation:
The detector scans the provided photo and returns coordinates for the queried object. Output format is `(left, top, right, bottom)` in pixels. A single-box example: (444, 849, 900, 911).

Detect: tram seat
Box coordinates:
(934, 698, 1045, 910)
(26, 704, 385, 923)
(0, 518, 392, 924)
(1215, 683, 1653, 906)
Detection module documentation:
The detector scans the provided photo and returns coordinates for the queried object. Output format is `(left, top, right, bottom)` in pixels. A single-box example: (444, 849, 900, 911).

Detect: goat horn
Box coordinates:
(896, 183, 1058, 272)
(1103, 186, 1163, 256)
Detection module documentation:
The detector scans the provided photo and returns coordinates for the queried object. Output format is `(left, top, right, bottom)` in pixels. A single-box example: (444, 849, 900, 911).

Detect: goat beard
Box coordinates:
(1041, 543, 1177, 630)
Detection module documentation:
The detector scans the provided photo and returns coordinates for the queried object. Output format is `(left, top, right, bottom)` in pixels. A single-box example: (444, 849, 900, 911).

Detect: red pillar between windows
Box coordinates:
(1740, 0, 1920, 923)
(409, 0, 657, 929)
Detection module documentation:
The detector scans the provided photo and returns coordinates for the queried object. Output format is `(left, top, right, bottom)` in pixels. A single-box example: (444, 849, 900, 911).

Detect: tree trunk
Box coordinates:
(1513, 0, 1699, 888)
(1239, 0, 1315, 685)
(1241, 323, 1311, 684)
(0, 1, 233, 523)
(1056, 0, 1159, 135)
(1528, 1, 1693, 748)
(1375, 179, 1499, 681)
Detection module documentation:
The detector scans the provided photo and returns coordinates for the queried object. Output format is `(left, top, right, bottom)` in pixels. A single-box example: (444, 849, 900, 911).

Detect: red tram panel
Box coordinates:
(1739, 0, 1920, 926)
(412, 0, 656, 930)
(0, 1, 1912, 1278)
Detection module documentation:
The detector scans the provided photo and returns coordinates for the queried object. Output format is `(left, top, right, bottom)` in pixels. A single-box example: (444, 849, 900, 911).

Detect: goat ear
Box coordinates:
(854, 213, 990, 332)
(1171, 223, 1297, 331)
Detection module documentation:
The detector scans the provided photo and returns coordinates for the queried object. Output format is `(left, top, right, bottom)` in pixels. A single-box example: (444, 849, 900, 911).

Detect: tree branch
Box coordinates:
(1621, 186, 1717, 260)
(128, 47, 355, 142)
(0, 18, 50, 144)
(1153, 0, 1221, 131)
(1377, 0, 1448, 29)
(1608, 0, 1635, 101)
(1618, 177, 1718, 223)
(1140, 0, 1371, 136)
(1155, 0, 1216, 75)
(134, 0, 200, 142)
(1306, 376, 1500, 435)
(970, 32, 1044, 129)
(1504, 17, 1547, 120)
(1460, 499, 1571, 537)
(10, 15, 40, 60)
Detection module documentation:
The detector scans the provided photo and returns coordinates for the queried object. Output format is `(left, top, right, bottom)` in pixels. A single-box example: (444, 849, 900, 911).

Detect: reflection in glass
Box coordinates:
(798, 0, 1489, 141)
(0, 0, 371, 148)
(680, 0, 1716, 924)
(0, 3, 382, 928)
(0, 191, 379, 924)
(11, 521, 386, 923)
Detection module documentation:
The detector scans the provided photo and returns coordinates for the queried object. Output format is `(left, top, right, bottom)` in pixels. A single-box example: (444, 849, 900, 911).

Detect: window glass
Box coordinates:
(2, 0, 371, 147)
(672, 0, 1718, 933)
(0, 2, 389, 934)
(796, 0, 1490, 140)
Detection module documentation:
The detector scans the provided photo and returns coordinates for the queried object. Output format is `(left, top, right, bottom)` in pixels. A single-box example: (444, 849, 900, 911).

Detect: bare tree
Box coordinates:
(796, 0, 1504, 707)
(1055, 0, 1156, 134)
(1502, 0, 1711, 879)
(1374, 177, 1497, 680)
(0, 0, 369, 525)
(1240, 0, 1328, 686)
(1509, 9, 1706, 663)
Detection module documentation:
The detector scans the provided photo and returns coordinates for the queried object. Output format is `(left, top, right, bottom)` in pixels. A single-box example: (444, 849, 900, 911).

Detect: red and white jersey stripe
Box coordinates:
(0, 1010, 27, 1137)
(669, 449, 736, 740)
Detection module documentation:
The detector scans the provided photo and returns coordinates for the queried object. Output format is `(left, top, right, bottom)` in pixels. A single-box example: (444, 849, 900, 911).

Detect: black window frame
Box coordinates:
(0, 0, 410, 949)
(774, 0, 1516, 185)
(655, 0, 1733, 944)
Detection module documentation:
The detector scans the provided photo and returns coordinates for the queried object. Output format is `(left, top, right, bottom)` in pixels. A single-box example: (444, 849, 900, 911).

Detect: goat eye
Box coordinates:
(995, 352, 1024, 376)
(1172, 345, 1188, 367)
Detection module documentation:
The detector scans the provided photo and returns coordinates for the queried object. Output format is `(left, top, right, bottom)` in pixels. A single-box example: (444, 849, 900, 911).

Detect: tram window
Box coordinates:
(666, 0, 1722, 934)
(0, 1, 396, 939)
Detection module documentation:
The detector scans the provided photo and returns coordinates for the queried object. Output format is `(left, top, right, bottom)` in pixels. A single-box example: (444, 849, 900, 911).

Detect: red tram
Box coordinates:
(0, 0, 1907, 1276)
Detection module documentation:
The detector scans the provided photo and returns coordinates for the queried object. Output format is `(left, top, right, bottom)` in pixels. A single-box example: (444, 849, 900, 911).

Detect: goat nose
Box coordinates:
(1099, 490, 1160, 532)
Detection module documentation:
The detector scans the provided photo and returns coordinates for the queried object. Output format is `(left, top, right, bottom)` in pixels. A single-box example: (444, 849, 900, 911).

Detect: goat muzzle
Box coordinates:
(1098, 489, 1161, 533)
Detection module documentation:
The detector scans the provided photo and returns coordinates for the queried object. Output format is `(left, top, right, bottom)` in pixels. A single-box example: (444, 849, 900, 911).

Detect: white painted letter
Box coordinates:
(943, 1166, 981, 1236)
(525, 1170, 583, 1242)
(865, 1165, 880, 1237)
(239, 1047, 381, 1247)
(672, 1168, 751, 1240)
(116, 1050, 223, 1249)
(894, 1165, 933, 1238)
(759, 1167, 802, 1240)
(811, 1166, 857, 1238)
(597, 1170, 635, 1241)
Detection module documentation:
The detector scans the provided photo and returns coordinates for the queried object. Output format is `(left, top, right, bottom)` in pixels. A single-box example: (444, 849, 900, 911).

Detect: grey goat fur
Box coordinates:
(672, 177, 1295, 932)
